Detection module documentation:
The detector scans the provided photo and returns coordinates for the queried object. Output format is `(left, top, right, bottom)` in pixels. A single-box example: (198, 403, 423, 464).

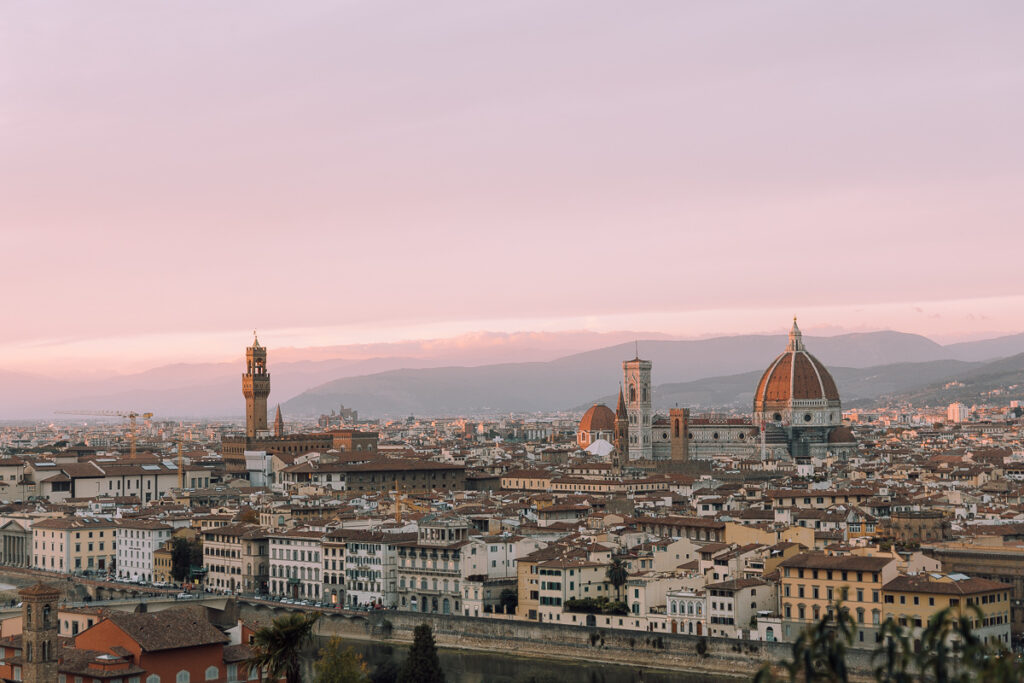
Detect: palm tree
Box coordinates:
(248, 612, 320, 683)
(606, 556, 629, 601)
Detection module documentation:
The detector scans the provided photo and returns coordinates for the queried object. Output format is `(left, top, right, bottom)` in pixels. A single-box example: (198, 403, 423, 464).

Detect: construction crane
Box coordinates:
(392, 480, 431, 523)
(177, 439, 185, 489)
(54, 410, 154, 460)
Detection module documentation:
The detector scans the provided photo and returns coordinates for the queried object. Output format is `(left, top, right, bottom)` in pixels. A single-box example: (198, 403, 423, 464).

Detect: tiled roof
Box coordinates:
(99, 607, 229, 652)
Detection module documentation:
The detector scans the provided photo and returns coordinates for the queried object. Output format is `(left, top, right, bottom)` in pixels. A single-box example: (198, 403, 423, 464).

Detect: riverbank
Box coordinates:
(308, 634, 746, 683)
(238, 602, 811, 681)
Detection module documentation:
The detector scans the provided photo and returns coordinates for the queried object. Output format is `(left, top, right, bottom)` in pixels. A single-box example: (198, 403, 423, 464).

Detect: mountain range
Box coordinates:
(282, 331, 1024, 418)
(8, 330, 1024, 421)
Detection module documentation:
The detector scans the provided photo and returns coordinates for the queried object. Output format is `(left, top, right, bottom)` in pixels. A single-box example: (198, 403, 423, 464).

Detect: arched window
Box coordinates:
(146, 676, 161, 683)
(629, 385, 636, 402)
(673, 420, 680, 438)
(43, 604, 51, 627)
(205, 665, 219, 680)
(176, 670, 191, 683)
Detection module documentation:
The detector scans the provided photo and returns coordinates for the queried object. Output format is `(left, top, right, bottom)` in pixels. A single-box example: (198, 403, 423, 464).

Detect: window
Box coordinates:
(205, 666, 219, 680)
(147, 676, 161, 683)
(176, 671, 190, 683)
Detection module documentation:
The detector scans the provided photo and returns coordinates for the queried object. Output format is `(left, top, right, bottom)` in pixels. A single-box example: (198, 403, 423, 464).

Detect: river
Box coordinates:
(305, 636, 745, 683)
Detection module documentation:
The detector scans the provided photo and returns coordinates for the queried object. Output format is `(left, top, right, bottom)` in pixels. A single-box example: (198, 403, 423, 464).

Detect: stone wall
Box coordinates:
(234, 602, 877, 679)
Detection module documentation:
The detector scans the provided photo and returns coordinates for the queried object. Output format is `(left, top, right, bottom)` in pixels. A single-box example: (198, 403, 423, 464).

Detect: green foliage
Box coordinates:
(247, 612, 320, 683)
(369, 660, 398, 683)
(499, 588, 518, 613)
(397, 623, 445, 683)
(753, 602, 1021, 683)
(314, 638, 369, 683)
(564, 597, 629, 615)
(170, 536, 202, 583)
(606, 556, 629, 600)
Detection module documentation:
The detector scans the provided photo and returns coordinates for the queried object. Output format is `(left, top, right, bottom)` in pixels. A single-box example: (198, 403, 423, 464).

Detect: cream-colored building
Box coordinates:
(201, 522, 268, 593)
(780, 552, 899, 644)
(882, 573, 1012, 648)
(31, 517, 117, 575)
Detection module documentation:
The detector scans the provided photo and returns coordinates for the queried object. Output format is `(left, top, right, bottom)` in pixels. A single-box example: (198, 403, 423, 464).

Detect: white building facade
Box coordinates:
(115, 520, 173, 583)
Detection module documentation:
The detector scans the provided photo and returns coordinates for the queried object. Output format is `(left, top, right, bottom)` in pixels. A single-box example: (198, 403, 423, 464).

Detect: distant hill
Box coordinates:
(5, 356, 438, 419)
(7, 328, 1024, 420)
(879, 353, 1024, 408)
(283, 333, 995, 418)
(942, 333, 1024, 363)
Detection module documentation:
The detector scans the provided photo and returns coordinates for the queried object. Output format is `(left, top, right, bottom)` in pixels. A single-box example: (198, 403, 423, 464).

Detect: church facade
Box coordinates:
(576, 320, 857, 464)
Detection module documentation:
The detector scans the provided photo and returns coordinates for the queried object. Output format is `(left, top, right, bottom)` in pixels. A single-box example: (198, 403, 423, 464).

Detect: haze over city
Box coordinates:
(3, 5, 1024, 682)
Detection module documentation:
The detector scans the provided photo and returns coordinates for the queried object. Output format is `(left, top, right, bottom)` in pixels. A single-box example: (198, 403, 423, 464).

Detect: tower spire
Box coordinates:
(243, 335, 270, 437)
(274, 404, 284, 437)
(787, 316, 804, 352)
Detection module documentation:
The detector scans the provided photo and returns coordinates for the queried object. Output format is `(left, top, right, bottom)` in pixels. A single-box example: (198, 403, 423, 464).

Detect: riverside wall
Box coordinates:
(234, 602, 877, 680)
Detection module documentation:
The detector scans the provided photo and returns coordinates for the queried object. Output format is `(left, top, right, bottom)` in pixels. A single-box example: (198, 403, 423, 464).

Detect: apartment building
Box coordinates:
(705, 577, 776, 638)
(31, 517, 117, 575)
(322, 530, 346, 606)
(267, 528, 323, 600)
(115, 519, 172, 583)
(396, 517, 470, 615)
(882, 573, 1012, 648)
(779, 552, 899, 644)
(201, 522, 268, 594)
(345, 531, 413, 609)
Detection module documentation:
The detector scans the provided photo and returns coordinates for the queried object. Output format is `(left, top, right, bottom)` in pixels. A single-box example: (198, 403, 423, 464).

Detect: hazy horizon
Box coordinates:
(4, 2, 1024, 375)
(4, 320, 1023, 380)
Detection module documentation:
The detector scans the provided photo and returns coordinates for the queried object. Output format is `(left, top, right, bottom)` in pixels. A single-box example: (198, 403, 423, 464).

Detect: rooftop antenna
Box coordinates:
(634, 340, 639, 359)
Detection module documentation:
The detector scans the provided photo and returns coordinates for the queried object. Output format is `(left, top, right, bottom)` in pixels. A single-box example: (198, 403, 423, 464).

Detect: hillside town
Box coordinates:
(0, 324, 1021, 682)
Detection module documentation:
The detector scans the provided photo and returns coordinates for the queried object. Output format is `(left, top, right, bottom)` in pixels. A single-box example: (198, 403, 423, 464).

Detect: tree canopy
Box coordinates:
(314, 638, 369, 683)
(248, 612, 320, 683)
(396, 623, 445, 683)
(170, 536, 202, 583)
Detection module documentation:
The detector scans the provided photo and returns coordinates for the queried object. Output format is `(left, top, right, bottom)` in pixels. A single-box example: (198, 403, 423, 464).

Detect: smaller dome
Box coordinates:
(828, 426, 856, 444)
(579, 404, 616, 433)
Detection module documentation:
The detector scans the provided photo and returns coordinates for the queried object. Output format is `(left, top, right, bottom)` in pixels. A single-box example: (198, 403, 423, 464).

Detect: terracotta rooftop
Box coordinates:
(96, 607, 229, 652)
(578, 404, 616, 433)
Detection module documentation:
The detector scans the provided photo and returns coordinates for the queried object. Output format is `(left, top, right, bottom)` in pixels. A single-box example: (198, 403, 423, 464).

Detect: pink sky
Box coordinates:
(3, 2, 1024, 373)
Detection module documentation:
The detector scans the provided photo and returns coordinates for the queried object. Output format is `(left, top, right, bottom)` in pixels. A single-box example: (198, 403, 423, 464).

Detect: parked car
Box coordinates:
(175, 592, 195, 600)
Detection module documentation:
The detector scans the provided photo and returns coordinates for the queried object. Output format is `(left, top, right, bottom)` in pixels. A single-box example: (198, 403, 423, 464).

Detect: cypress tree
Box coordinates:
(397, 623, 445, 683)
